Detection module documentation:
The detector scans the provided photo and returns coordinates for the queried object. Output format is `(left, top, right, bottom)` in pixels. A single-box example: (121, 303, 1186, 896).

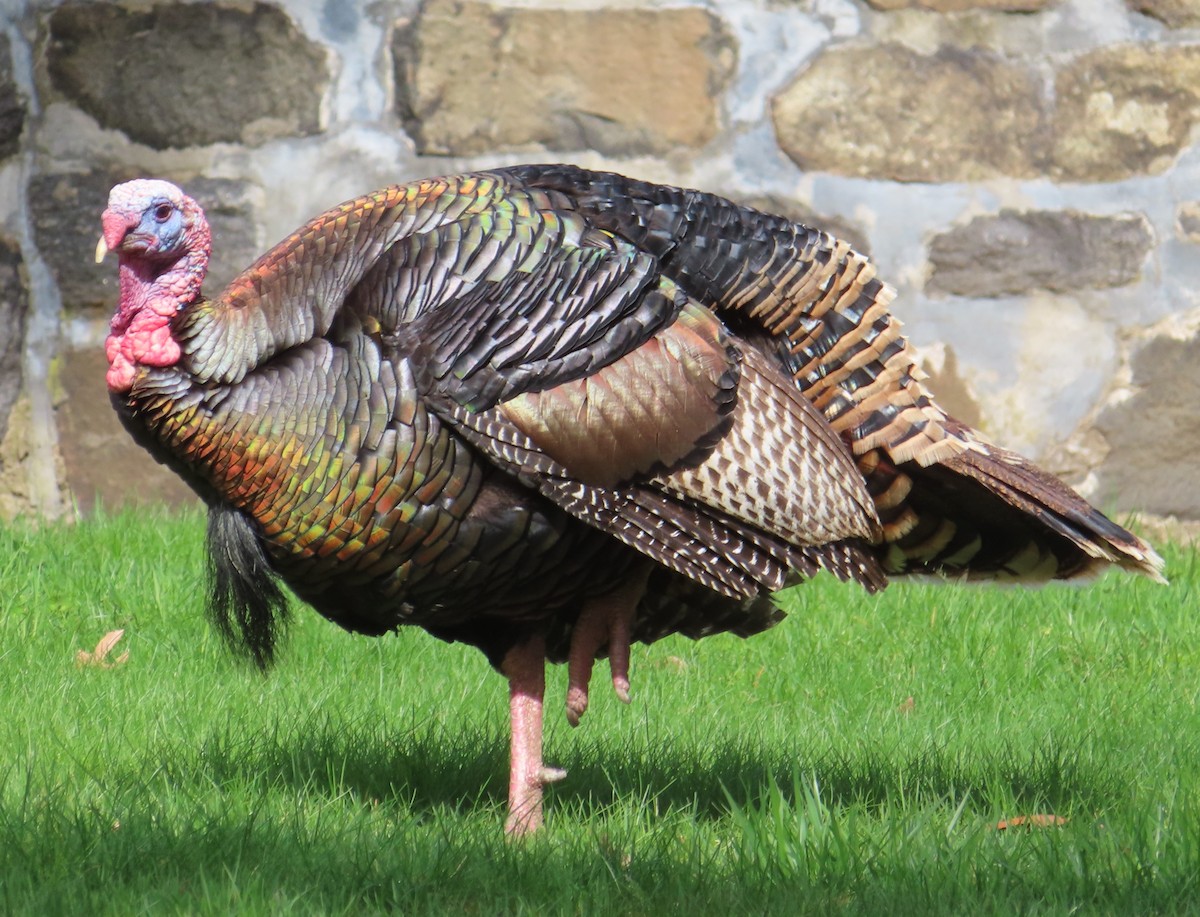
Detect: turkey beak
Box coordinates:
(98, 210, 134, 263)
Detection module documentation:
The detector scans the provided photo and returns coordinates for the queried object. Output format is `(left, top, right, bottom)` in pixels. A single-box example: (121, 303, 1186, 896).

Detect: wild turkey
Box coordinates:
(98, 164, 1163, 833)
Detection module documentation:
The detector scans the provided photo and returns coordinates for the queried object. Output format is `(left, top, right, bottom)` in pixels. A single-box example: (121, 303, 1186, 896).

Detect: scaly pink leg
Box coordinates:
(565, 572, 647, 727)
(501, 634, 565, 835)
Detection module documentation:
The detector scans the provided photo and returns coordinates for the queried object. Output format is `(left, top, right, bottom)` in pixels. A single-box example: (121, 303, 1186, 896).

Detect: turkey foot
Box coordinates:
(565, 571, 647, 728)
(502, 634, 565, 835)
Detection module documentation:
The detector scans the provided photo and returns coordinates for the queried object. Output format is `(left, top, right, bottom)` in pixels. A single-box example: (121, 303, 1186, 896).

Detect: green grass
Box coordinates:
(2, 508, 1198, 914)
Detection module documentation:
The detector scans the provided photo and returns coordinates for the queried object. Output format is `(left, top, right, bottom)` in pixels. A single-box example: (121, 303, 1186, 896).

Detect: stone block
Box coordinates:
(1051, 44, 1200, 182)
(55, 348, 198, 514)
(1095, 319, 1200, 518)
(914, 342, 983, 429)
(0, 235, 26, 444)
(30, 170, 127, 313)
(394, 0, 733, 156)
(928, 210, 1153, 297)
(44, 2, 328, 150)
(776, 40, 1200, 184)
(177, 177, 263, 294)
(1178, 202, 1200, 243)
(773, 43, 1045, 182)
(0, 397, 37, 521)
(0, 36, 25, 162)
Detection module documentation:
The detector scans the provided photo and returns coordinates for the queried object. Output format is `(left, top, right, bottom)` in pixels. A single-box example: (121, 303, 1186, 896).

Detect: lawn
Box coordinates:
(1, 508, 1197, 914)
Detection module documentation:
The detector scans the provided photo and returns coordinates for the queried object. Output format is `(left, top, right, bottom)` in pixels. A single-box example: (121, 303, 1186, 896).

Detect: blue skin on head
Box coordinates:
(103, 179, 191, 261)
(137, 199, 184, 258)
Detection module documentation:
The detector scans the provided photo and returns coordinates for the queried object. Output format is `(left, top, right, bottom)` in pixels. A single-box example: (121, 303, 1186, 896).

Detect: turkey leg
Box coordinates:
(501, 634, 566, 835)
(565, 570, 648, 727)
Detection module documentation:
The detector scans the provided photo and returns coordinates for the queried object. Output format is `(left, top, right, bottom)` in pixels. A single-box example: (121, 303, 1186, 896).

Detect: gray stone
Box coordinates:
(0, 36, 25, 162)
(773, 43, 1045, 182)
(30, 170, 127, 313)
(55, 348, 199, 514)
(45, 2, 328, 150)
(1095, 324, 1200, 518)
(394, 0, 734, 157)
(178, 177, 262, 295)
(928, 210, 1154, 297)
(30, 171, 260, 314)
(0, 235, 27, 445)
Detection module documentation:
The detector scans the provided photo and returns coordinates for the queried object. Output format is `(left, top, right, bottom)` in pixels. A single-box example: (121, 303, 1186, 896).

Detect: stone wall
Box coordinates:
(1, 0, 1198, 521)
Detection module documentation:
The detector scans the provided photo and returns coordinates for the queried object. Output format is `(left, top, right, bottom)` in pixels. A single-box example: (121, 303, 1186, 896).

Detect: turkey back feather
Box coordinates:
(506, 164, 1163, 585)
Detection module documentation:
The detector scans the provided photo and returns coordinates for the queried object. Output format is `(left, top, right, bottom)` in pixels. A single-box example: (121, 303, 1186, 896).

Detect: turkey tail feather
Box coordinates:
(941, 444, 1166, 582)
(206, 503, 291, 668)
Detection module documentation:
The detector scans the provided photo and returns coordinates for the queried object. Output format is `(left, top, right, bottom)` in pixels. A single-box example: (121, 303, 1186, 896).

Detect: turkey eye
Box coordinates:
(154, 203, 173, 222)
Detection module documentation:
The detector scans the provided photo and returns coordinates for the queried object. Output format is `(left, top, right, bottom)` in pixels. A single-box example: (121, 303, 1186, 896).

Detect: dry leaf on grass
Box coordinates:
(76, 629, 130, 669)
(996, 814, 1068, 830)
(897, 696, 915, 714)
(656, 655, 688, 672)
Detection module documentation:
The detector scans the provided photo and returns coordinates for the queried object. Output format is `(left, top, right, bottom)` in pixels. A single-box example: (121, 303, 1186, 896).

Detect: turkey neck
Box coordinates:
(106, 242, 207, 392)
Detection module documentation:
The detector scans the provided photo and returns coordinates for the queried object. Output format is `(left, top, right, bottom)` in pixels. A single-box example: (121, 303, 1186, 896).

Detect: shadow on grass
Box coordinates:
(180, 714, 1124, 824)
(5, 719, 1191, 914)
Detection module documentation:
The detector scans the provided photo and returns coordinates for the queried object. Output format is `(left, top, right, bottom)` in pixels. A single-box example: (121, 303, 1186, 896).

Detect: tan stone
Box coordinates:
(1128, 0, 1200, 27)
(775, 40, 1200, 184)
(1094, 315, 1200, 518)
(865, 0, 1054, 9)
(1051, 44, 1200, 182)
(0, 393, 69, 522)
(772, 43, 1045, 182)
(915, 343, 983, 429)
(394, 1, 733, 157)
(1177, 202, 1200, 242)
(1039, 427, 1109, 491)
(0, 395, 37, 521)
(55, 348, 198, 514)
